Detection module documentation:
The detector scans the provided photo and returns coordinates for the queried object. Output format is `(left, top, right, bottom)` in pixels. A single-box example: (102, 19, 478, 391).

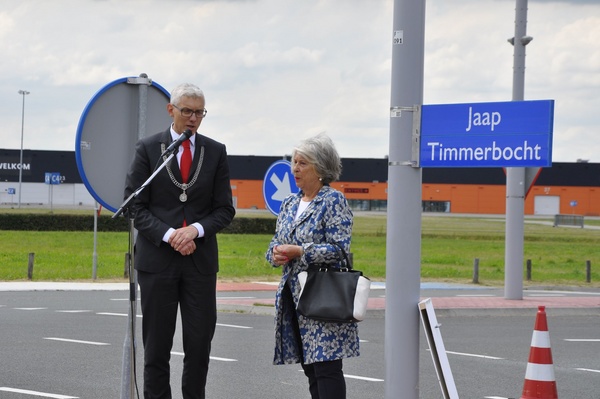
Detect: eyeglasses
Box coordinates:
(172, 104, 208, 118)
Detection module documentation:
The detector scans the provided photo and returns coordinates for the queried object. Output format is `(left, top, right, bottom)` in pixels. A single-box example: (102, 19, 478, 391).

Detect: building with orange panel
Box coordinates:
(228, 156, 600, 216)
(1, 149, 598, 216)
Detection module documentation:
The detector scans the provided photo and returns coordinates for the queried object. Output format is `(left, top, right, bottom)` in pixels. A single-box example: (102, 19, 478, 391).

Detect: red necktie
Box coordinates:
(180, 140, 192, 227)
(180, 140, 192, 183)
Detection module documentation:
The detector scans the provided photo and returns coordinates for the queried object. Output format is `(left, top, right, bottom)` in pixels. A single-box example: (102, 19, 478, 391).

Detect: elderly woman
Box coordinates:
(265, 133, 358, 399)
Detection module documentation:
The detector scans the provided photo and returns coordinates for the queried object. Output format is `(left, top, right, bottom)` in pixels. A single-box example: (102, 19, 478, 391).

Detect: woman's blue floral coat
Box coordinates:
(265, 185, 360, 365)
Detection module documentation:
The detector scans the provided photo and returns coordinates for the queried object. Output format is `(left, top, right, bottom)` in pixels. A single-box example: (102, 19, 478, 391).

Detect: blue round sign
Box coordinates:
(262, 160, 299, 215)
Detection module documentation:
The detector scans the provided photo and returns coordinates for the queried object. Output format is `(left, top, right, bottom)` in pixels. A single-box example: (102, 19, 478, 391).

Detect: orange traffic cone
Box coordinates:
(521, 306, 558, 399)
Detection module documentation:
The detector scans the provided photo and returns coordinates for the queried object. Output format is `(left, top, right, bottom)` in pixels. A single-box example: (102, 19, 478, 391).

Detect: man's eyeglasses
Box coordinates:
(172, 104, 208, 118)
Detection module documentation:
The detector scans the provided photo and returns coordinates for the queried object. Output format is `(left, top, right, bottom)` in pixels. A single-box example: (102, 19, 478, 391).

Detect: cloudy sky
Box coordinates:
(1, 0, 598, 162)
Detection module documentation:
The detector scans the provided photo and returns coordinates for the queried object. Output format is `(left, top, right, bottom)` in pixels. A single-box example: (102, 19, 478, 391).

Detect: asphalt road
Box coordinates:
(1, 289, 599, 399)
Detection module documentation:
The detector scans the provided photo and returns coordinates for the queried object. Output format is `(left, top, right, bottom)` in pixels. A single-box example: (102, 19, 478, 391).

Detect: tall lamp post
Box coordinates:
(18, 90, 30, 209)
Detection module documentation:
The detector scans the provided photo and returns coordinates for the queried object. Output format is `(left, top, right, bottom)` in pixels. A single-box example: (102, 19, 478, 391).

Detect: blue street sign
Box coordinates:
(263, 160, 299, 215)
(45, 172, 62, 185)
(420, 100, 554, 168)
(7, 188, 16, 195)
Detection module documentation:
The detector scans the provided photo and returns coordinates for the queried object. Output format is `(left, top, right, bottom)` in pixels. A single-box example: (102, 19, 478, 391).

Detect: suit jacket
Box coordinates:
(124, 128, 235, 274)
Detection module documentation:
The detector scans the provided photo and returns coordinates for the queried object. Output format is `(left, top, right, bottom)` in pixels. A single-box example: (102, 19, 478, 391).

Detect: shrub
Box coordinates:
(0, 214, 274, 234)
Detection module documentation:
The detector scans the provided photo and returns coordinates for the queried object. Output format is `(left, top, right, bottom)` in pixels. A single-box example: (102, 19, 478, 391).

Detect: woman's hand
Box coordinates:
(272, 244, 303, 266)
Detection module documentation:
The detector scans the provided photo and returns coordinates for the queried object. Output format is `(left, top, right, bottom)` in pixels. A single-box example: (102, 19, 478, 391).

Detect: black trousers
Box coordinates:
(283, 284, 347, 399)
(302, 360, 346, 399)
(138, 256, 217, 399)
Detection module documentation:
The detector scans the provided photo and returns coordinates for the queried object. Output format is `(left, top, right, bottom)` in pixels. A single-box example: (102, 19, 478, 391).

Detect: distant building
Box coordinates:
(1, 149, 598, 216)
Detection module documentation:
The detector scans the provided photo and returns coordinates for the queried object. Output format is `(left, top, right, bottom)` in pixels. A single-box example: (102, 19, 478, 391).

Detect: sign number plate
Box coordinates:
(393, 30, 404, 45)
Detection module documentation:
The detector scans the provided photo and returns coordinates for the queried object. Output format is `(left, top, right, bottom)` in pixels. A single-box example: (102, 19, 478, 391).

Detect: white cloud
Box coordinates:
(1, 0, 598, 163)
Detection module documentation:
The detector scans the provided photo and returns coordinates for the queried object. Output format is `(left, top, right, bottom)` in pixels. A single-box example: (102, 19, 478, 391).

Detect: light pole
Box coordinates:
(18, 89, 30, 209)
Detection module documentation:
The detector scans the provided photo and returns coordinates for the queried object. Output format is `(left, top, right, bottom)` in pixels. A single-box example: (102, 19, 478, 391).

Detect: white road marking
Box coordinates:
(171, 351, 237, 362)
(445, 350, 503, 360)
(0, 387, 78, 398)
(297, 370, 383, 382)
(56, 310, 91, 313)
(14, 307, 47, 311)
(98, 312, 251, 329)
(344, 374, 384, 382)
(97, 312, 142, 318)
(576, 368, 600, 373)
(216, 323, 252, 329)
(209, 356, 239, 362)
(97, 312, 126, 316)
(44, 337, 110, 346)
(565, 339, 600, 342)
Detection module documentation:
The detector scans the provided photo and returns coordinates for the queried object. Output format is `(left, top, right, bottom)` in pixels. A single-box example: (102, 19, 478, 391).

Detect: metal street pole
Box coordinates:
(385, 0, 425, 397)
(504, 0, 533, 299)
(17, 90, 30, 209)
(120, 72, 150, 399)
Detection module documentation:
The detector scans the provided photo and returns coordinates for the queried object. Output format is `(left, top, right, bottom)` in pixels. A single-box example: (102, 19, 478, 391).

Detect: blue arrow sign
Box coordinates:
(420, 100, 554, 167)
(263, 160, 299, 215)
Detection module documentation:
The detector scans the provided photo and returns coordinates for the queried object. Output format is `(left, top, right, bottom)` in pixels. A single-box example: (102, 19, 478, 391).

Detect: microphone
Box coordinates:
(162, 129, 193, 155)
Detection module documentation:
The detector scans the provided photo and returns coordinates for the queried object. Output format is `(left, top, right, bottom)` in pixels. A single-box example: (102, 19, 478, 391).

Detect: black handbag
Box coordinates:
(296, 243, 371, 323)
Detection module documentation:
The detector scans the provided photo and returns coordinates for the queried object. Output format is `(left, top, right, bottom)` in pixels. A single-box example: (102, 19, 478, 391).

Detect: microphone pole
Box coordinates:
(112, 137, 183, 398)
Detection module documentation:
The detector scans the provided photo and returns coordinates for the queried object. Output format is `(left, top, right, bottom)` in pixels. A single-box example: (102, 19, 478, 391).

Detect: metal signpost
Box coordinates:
(386, 1, 425, 397)
(7, 187, 16, 203)
(505, 0, 535, 300)
(17, 90, 30, 209)
(44, 172, 62, 213)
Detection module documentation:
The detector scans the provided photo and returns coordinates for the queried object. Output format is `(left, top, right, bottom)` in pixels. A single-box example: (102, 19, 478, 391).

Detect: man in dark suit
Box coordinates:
(124, 83, 235, 399)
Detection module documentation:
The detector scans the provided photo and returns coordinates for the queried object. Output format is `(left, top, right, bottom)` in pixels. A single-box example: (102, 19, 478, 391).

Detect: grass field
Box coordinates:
(0, 208, 599, 286)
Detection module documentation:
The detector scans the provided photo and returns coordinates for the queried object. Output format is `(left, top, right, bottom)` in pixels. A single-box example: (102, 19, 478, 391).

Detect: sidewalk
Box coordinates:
(215, 281, 600, 317)
(1, 280, 598, 317)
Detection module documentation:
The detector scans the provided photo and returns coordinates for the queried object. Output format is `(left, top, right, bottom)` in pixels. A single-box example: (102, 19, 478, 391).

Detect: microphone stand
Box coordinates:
(113, 150, 176, 219)
(113, 150, 176, 399)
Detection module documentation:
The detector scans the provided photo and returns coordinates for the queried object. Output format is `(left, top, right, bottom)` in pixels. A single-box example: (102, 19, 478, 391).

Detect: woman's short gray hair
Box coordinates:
(170, 83, 205, 106)
(292, 133, 342, 184)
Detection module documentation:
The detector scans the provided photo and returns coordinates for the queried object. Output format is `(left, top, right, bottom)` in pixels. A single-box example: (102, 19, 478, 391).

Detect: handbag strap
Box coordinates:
(306, 241, 353, 271)
(330, 242, 353, 270)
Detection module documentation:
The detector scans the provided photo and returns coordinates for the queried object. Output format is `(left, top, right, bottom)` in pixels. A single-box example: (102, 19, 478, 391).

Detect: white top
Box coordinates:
(295, 199, 311, 220)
